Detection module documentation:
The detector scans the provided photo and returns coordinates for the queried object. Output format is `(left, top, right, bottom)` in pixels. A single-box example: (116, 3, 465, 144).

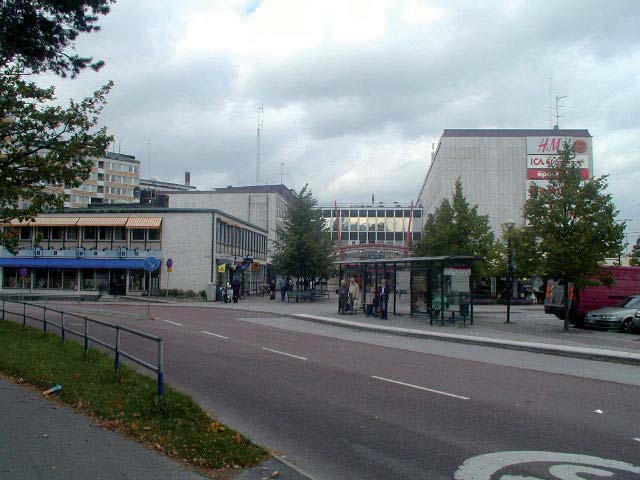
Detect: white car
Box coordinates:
(583, 295, 640, 332)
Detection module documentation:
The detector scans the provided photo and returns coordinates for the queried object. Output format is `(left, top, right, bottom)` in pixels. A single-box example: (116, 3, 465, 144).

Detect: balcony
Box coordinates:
(3, 247, 162, 259)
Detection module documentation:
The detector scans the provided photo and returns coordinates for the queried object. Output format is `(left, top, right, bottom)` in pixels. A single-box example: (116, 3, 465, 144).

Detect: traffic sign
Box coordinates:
(166, 258, 173, 268)
(143, 256, 160, 272)
(19, 268, 28, 277)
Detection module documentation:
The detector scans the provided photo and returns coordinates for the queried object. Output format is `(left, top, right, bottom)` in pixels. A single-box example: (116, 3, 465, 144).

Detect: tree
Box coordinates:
(0, 1, 113, 250)
(416, 177, 494, 273)
(272, 185, 334, 283)
(630, 236, 640, 266)
(523, 140, 625, 330)
(0, 0, 113, 77)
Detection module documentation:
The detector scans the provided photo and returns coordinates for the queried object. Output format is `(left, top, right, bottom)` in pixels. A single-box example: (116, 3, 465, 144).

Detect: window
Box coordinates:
(20, 227, 31, 240)
(63, 270, 77, 289)
(81, 270, 95, 290)
(113, 227, 126, 240)
(147, 229, 160, 241)
(34, 269, 48, 289)
(129, 270, 145, 291)
(49, 268, 63, 289)
(83, 226, 97, 240)
(98, 226, 111, 241)
(98, 160, 105, 168)
(66, 227, 77, 240)
(97, 186, 104, 193)
(97, 173, 104, 181)
(2, 267, 19, 288)
(131, 229, 145, 241)
(50, 227, 63, 240)
(39, 227, 50, 240)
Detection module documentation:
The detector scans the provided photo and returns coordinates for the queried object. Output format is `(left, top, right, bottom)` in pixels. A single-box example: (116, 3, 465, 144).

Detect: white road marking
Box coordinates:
(371, 375, 470, 400)
(633, 437, 640, 442)
(201, 330, 228, 339)
(163, 320, 183, 327)
(261, 347, 307, 361)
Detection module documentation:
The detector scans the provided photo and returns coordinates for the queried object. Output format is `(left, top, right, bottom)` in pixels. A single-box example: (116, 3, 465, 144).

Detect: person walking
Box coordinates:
(269, 280, 276, 300)
(348, 277, 360, 315)
(280, 277, 289, 302)
(379, 277, 390, 319)
(231, 278, 241, 303)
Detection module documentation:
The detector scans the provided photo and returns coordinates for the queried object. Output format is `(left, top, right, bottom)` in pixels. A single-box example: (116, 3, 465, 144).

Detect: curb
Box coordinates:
(290, 313, 640, 366)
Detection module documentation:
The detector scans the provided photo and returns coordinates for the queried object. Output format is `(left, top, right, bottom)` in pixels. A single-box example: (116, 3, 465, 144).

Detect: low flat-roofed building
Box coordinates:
(1, 208, 268, 298)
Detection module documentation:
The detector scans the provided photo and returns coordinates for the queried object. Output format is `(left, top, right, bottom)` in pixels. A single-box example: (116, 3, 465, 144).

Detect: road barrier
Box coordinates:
(0, 298, 164, 397)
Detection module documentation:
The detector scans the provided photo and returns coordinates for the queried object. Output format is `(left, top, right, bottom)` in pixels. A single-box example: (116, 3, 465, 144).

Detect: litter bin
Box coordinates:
(206, 282, 216, 302)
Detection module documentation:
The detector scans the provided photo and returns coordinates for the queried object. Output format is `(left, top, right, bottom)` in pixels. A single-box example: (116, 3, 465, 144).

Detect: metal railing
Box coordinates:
(0, 298, 164, 397)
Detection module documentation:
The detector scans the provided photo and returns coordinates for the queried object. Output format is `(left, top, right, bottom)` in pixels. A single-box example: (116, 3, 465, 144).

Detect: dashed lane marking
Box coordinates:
(201, 331, 228, 339)
(371, 375, 470, 400)
(163, 320, 183, 326)
(261, 347, 307, 361)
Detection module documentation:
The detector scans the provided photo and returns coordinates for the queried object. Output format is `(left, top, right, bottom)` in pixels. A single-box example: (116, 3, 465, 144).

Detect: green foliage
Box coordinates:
(416, 177, 494, 272)
(0, 319, 267, 470)
(487, 225, 542, 278)
(523, 140, 624, 289)
(272, 184, 334, 280)
(0, 71, 113, 250)
(630, 236, 640, 266)
(0, 0, 113, 77)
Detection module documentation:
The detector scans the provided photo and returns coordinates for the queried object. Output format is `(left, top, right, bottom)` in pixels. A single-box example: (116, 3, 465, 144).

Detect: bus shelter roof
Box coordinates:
(334, 255, 479, 268)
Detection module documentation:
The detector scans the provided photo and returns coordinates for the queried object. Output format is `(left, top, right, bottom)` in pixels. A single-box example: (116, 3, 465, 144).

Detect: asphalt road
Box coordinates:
(11, 303, 640, 479)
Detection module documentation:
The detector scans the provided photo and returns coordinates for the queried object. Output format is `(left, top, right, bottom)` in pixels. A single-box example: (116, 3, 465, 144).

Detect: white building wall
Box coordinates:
(161, 212, 213, 292)
(418, 134, 592, 236)
(167, 192, 282, 255)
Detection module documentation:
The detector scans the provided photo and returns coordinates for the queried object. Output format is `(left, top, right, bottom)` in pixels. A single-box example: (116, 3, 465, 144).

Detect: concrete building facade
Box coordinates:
(417, 129, 593, 234)
(0, 208, 268, 298)
(164, 185, 292, 257)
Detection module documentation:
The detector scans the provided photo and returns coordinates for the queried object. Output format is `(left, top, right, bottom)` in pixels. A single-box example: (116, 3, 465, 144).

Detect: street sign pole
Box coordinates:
(143, 256, 160, 320)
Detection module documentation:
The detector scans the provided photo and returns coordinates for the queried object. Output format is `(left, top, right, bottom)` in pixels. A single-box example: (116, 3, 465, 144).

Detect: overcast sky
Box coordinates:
(47, 0, 640, 244)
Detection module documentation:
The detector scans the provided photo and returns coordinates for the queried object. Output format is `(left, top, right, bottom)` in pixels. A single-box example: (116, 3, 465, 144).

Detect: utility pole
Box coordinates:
(256, 105, 263, 185)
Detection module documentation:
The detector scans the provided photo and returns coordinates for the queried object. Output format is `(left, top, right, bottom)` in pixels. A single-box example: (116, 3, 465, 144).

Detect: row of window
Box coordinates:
(216, 220, 267, 258)
(90, 172, 137, 184)
(331, 231, 422, 242)
(321, 209, 422, 218)
(97, 160, 139, 173)
(2, 267, 151, 292)
(328, 218, 417, 233)
(12, 226, 160, 242)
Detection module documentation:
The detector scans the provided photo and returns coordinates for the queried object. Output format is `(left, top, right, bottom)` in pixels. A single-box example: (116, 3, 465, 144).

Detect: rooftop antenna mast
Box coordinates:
(554, 95, 568, 128)
(548, 76, 553, 129)
(256, 105, 264, 185)
(280, 161, 285, 185)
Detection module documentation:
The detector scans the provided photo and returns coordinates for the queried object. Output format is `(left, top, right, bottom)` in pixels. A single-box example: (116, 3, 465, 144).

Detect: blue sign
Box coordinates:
(143, 256, 160, 272)
(166, 258, 173, 268)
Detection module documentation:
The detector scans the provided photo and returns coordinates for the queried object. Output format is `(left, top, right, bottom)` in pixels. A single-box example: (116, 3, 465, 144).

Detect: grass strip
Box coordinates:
(0, 319, 268, 476)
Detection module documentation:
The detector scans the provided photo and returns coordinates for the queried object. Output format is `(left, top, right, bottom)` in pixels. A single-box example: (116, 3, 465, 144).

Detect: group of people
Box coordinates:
(338, 277, 390, 319)
(221, 278, 242, 303)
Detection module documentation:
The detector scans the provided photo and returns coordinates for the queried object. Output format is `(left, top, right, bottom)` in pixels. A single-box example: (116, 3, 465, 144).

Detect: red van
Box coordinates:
(543, 266, 640, 326)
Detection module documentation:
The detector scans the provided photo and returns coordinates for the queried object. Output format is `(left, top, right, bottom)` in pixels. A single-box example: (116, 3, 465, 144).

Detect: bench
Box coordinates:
(287, 291, 314, 303)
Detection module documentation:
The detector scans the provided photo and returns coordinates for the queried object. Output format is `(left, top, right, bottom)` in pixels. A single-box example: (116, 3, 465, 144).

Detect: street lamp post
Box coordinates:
(502, 219, 516, 324)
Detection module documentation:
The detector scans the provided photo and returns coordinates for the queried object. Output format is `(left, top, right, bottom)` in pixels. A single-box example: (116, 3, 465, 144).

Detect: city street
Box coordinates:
(32, 302, 640, 480)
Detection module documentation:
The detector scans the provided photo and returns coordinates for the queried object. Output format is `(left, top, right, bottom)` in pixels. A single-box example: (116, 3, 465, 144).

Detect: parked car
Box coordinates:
(583, 295, 640, 332)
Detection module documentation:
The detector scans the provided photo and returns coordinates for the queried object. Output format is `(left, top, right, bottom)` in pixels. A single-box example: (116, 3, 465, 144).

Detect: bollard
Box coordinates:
(60, 311, 65, 342)
(114, 325, 121, 380)
(157, 339, 164, 397)
(84, 317, 89, 353)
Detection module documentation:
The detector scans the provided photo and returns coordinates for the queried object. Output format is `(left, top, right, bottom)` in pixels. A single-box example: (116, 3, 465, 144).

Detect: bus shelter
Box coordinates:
(334, 256, 479, 324)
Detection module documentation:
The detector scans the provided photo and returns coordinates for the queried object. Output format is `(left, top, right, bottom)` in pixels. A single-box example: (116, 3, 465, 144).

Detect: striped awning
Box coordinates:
(76, 217, 128, 226)
(125, 217, 162, 228)
(9, 217, 80, 226)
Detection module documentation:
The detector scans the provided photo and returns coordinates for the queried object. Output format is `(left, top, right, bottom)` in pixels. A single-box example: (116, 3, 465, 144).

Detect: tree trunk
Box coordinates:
(563, 278, 570, 332)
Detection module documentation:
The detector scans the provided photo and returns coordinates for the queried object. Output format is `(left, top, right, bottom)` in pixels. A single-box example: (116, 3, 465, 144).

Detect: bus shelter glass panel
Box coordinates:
(444, 266, 472, 318)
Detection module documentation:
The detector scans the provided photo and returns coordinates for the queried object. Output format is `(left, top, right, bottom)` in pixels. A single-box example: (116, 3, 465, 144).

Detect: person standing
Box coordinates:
(379, 277, 390, 319)
(280, 276, 289, 302)
(348, 277, 360, 315)
(338, 280, 348, 314)
(269, 280, 276, 300)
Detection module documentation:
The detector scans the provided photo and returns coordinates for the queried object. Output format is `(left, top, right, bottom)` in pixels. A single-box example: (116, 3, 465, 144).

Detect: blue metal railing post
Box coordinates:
(114, 325, 121, 380)
(60, 311, 65, 342)
(43, 306, 47, 333)
(84, 317, 89, 353)
(2, 298, 5, 320)
(23, 302, 26, 327)
(157, 339, 164, 397)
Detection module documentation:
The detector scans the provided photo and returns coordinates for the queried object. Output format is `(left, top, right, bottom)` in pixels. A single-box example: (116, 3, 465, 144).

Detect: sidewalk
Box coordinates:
(169, 294, 640, 364)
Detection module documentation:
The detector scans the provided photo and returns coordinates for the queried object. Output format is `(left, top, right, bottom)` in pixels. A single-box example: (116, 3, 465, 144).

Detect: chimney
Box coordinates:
(184, 171, 191, 187)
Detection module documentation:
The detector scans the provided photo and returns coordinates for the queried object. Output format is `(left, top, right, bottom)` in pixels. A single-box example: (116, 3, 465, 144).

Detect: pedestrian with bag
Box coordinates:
(379, 277, 390, 319)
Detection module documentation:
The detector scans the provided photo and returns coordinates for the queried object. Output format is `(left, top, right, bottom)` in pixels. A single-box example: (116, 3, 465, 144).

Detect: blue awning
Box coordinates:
(0, 258, 155, 270)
